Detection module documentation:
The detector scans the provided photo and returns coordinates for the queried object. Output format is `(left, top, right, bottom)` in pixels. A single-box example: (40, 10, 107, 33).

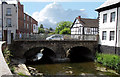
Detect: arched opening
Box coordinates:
(24, 47, 56, 64)
(67, 46, 93, 62)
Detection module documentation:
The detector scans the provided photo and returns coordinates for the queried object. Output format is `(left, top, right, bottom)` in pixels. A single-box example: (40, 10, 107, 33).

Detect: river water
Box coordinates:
(27, 62, 118, 76)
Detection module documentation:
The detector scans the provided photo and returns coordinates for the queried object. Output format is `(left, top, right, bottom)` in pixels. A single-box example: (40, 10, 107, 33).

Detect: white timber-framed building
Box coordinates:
(71, 16, 98, 40)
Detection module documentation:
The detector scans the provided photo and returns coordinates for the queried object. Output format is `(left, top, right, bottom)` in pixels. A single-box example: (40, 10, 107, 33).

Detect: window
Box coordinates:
(31, 24, 32, 31)
(34, 25, 36, 29)
(102, 31, 107, 40)
(31, 18, 32, 23)
(6, 18, 11, 27)
(110, 31, 115, 41)
(24, 23, 26, 29)
(103, 14, 107, 23)
(110, 12, 115, 22)
(24, 14, 26, 20)
(6, 8, 11, 16)
(27, 16, 29, 21)
(27, 24, 29, 29)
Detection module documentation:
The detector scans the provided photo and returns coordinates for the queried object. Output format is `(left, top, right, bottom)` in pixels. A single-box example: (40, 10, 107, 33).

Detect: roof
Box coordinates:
(71, 17, 99, 28)
(96, 0, 120, 11)
(80, 18, 99, 27)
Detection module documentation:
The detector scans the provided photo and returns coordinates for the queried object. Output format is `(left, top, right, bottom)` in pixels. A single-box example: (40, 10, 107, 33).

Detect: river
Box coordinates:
(27, 62, 119, 76)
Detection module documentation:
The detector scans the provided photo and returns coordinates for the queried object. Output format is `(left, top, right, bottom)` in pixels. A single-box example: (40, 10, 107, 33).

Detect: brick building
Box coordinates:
(0, 1, 38, 44)
(17, 2, 38, 34)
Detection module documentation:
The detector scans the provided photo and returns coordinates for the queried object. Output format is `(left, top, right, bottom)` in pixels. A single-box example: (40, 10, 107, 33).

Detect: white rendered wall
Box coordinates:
(99, 8, 117, 47)
(117, 7, 120, 47)
(0, 4, 17, 40)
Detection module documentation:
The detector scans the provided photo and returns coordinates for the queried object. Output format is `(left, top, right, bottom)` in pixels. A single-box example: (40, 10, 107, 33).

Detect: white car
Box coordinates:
(46, 34, 64, 40)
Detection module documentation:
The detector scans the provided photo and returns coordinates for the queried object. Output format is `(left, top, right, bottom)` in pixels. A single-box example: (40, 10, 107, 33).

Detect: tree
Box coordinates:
(38, 27, 45, 33)
(40, 24, 44, 28)
(49, 27, 53, 31)
(55, 21, 72, 34)
(59, 28, 71, 34)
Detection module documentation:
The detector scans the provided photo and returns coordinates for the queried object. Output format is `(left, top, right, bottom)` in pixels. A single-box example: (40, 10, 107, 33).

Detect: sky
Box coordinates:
(20, 1, 105, 28)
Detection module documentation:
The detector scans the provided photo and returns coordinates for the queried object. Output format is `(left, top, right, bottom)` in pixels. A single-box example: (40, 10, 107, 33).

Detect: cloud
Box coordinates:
(32, 2, 87, 29)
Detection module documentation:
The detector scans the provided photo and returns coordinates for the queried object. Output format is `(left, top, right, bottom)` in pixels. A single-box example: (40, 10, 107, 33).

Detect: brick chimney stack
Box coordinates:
(78, 16, 81, 23)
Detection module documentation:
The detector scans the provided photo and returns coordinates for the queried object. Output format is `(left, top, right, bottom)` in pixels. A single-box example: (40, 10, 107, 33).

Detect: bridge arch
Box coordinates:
(66, 46, 93, 62)
(24, 47, 56, 64)
(9, 41, 97, 61)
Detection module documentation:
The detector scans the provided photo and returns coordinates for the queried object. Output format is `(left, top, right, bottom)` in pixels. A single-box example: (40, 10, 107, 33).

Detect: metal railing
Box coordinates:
(15, 33, 98, 41)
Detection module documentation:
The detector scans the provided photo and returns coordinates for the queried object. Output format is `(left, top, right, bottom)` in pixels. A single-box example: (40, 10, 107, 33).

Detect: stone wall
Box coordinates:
(9, 40, 98, 59)
(98, 44, 120, 55)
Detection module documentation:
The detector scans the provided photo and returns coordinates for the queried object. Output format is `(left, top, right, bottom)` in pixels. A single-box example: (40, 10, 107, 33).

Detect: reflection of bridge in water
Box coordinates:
(9, 34, 98, 63)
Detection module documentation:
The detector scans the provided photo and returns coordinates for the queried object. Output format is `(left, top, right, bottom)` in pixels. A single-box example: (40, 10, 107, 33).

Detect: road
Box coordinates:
(0, 41, 12, 77)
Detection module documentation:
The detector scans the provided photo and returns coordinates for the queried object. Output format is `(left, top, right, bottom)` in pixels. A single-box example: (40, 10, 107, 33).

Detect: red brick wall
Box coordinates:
(18, 2, 24, 33)
(17, 2, 38, 34)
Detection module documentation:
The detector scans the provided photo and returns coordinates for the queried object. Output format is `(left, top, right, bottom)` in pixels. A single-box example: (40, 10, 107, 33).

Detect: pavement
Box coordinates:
(0, 41, 12, 77)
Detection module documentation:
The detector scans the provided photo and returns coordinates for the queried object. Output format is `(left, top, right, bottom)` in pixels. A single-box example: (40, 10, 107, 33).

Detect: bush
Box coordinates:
(96, 53, 120, 73)
(3, 47, 12, 65)
(59, 28, 71, 34)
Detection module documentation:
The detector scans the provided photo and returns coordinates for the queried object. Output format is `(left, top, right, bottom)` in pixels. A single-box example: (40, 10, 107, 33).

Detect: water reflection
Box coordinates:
(33, 53, 43, 61)
(27, 62, 117, 75)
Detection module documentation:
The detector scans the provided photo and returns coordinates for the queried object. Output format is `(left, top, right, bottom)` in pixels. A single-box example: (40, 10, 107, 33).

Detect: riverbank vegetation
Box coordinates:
(3, 47, 12, 65)
(95, 53, 120, 73)
(2, 47, 15, 73)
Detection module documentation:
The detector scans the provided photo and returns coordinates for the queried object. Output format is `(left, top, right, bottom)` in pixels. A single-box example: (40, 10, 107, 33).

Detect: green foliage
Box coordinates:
(18, 72, 29, 77)
(40, 24, 44, 28)
(38, 24, 45, 34)
(49, 32, 55, 35)
(96, 53, 120, 73)
(3, 48, 12, 65)
(49, 27, 53, 31)
(38, 27, 45, 33)
(59, 28, 71, 34)
(55, 21, 72, 34)
(10, 66, 15, 73)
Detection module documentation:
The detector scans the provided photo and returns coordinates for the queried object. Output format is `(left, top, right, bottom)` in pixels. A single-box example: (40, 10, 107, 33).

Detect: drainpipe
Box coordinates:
(1, 2, 3, 41)
(115, 7, 119, 54)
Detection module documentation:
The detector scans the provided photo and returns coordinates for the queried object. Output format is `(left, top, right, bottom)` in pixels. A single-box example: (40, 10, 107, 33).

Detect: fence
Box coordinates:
(15, 33, 98, 41)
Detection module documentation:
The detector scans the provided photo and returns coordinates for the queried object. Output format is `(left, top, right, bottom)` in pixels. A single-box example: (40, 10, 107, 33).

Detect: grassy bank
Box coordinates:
(95, 53, 120, 73)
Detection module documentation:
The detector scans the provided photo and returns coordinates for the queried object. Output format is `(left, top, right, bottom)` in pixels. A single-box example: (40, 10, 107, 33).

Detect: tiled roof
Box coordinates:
(71, 17, 98, 28)
(96, 0, 120, 10)
(80, 18, 99, 27)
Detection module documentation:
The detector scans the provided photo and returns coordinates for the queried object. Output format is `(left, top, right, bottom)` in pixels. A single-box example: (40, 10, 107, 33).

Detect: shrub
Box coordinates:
(18, 72, 29, 77)
(3, 47, 12, 65)
(96, 53, 120, 73)
(59, 28, 71, 34)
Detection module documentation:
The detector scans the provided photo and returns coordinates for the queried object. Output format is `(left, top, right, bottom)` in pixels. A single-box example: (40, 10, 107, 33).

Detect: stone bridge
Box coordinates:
(9, 40, 98, 62)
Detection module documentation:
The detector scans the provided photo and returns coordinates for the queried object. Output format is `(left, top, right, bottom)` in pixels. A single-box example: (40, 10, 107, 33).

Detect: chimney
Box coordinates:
(78, 16, 81, 23)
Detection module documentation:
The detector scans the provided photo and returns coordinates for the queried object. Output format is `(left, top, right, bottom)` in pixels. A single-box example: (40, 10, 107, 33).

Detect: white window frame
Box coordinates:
(6, 18, 11, 27)
(110, 12, 115, 22)
(110, 31, 115, 41)
(6, 8, 11, 16)
(102, 31, 107, 40)
(103, 14, 107, 23)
